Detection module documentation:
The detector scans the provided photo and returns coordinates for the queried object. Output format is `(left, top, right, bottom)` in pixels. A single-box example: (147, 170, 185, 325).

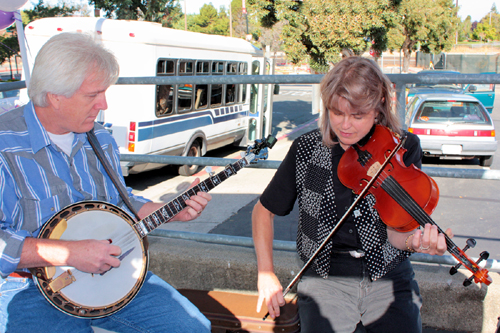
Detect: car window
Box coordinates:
(415, 101, 491, 125)
(1, 90, 20, 99)
(471, 84, 494, 92)
(405, 97, 419, 125)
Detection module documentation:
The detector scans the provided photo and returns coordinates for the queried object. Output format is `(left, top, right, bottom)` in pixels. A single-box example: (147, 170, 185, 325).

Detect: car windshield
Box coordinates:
(415, 101, 491, 125)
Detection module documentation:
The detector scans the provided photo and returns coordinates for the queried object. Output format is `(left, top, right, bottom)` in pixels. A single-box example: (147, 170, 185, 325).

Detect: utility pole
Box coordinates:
(242, 0, 250, 41)
(184, 0, 187, 31)
(455, 0, 458, 44)
(229, 1, 232, 37)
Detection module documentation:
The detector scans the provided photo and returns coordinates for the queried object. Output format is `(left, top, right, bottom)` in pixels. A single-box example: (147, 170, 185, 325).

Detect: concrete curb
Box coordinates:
(148, 235, 500, 333)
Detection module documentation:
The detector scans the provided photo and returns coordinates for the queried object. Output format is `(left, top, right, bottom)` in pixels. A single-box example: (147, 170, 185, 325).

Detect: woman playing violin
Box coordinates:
(252, 56, 453, 333)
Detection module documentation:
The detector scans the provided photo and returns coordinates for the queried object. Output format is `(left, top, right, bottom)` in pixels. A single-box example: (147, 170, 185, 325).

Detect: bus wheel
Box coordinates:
(178, 141, 201, 176)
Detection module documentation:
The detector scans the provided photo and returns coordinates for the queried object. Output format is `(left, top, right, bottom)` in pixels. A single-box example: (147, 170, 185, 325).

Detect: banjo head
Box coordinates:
(32, 201, 148, 318)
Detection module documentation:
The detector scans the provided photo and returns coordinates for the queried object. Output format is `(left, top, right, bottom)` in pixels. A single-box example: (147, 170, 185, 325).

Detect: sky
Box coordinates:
(21, 0, 499, 22)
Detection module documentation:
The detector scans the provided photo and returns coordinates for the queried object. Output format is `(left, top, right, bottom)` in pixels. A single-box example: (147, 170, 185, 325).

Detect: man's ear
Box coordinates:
(46, 92, 61, 109)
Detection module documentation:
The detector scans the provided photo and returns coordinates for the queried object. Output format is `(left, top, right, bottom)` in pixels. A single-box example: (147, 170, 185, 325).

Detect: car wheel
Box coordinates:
(178, 141, 201, 176)
(479, 155, 494, 167)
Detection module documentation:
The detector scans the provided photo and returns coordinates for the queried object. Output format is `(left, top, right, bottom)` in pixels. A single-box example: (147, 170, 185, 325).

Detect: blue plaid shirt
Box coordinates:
(0, 102, 148, 277)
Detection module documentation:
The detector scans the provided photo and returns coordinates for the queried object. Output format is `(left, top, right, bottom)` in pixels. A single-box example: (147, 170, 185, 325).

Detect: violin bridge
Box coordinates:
(367, 162, 382, 178)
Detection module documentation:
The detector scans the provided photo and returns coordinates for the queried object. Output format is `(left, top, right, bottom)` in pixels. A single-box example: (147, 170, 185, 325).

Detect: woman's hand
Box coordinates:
(256, 271, 285, 319)
(411, 223, 453, 256)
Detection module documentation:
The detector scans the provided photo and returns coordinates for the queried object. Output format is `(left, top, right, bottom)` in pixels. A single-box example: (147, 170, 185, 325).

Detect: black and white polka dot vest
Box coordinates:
(295, 130, 411, 280)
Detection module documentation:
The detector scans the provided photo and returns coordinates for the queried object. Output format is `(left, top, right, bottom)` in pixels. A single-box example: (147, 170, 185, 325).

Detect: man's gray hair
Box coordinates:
(28, 32, 119, 107)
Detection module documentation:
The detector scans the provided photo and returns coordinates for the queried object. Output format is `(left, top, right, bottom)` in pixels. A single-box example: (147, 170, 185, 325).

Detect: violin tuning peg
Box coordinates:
(462, 238, 476, 252)
(450, 264, 461, 275)
(463, 276, 474, 287)
(477, 251, 489, 264)
(466, 238, 477, 249)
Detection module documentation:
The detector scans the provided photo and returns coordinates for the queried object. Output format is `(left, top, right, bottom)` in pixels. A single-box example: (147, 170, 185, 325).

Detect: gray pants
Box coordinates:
(297, 258, 422, 333)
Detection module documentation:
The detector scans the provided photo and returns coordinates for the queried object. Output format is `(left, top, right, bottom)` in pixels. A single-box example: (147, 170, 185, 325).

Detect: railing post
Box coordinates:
(395, 82, 407, 129)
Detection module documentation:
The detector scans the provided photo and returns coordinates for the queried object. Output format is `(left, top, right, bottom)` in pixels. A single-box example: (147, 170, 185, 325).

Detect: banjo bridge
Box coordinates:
(48, 269, 76, 293)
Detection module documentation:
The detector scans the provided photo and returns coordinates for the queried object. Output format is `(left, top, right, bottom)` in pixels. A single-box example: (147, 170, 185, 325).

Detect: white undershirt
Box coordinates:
(47, 132, 75, 156)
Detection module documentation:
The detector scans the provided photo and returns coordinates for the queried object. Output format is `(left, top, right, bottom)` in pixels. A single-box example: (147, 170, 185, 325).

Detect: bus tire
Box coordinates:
(178, 141, 201, 176)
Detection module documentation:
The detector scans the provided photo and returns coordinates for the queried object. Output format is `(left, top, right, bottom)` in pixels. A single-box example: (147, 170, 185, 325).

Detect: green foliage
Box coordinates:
(386, 0, 458, 71)
(458, 15, 472, 42)
(90, 0, 182, 24)
(249, 0, 393, 65)
(23, 0, 82, 23)
(472, 22, 497, 41)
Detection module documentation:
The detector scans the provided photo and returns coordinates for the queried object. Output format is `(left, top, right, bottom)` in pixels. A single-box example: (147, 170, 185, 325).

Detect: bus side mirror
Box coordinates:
(468, 85, 477, 92)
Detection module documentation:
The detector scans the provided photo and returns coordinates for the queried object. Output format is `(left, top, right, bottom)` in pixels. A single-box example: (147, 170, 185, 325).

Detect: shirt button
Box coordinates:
(349, 229, 353, 234)
(345, 206, 349, 211)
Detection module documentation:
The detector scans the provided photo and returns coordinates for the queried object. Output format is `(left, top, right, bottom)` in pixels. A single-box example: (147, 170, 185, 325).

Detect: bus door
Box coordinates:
(249, 58, 267, 142)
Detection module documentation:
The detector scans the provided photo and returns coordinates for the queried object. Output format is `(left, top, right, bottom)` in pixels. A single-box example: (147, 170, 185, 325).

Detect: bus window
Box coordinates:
(212, 61, 224, 74)
(239, 62, 248, 103)
(225, 62, 237, 105)
(211, 84, 223, 107)
(210, 61, 223, 108)
(250, 60, 260, 114)
(194, 60, 210, 110)
(178, 60, 194, 112)
(195, 85, 208, 109)
(196, 61, 210, 74)
(179, 60, 194, 74)
(156, 59, 175, 117)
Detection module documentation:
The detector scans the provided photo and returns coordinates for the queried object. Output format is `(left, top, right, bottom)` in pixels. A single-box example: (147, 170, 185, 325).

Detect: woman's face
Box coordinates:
(328, 97, 378, 150)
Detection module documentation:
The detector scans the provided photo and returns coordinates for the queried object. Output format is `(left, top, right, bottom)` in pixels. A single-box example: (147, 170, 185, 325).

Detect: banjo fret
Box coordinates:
(136, 155, 254, 237)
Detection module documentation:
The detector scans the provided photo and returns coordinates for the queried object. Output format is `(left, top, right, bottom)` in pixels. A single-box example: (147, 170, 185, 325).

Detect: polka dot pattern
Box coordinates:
(294, 130, 411, 280)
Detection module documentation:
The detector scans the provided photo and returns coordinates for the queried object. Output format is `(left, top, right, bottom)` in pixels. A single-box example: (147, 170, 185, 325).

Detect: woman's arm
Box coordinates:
(252, 200, 285, 319)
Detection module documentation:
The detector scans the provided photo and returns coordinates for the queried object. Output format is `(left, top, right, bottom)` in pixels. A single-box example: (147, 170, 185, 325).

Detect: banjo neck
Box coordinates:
(134, 153, 255, 238)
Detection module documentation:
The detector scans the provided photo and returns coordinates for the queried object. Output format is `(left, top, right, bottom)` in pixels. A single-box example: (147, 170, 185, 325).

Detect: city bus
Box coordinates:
(23, 17, 269, 176)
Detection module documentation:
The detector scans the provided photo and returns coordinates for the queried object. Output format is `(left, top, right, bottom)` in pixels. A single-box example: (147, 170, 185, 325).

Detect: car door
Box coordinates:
(464, 83, 495, 113)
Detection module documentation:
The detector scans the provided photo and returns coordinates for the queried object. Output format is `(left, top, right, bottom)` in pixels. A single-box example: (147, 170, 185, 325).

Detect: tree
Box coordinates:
(23, 0, 84, 23)
(479, 5, 500, 40)
(248, 0, 393, 70)
(458, 15, 472, 42)
(176, 4, 230, 35)
(90, 0, 182, 24)
(472, 22, 497, 41)
(386, 0, 459, 72)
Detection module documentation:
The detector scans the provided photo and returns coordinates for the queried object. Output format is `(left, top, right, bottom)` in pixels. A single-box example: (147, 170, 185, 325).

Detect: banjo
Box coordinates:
(30, 136, 276, 318)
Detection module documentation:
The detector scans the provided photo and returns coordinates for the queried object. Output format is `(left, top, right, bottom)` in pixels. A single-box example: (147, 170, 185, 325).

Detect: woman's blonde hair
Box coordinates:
(319, 56, 401, 147)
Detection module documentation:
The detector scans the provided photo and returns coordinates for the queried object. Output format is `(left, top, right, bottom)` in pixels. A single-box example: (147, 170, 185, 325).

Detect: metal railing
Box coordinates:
(4, 72, 500, 119)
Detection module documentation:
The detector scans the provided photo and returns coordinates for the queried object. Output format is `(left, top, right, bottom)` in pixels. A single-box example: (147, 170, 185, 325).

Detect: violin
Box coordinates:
(337, 125, 492, 286)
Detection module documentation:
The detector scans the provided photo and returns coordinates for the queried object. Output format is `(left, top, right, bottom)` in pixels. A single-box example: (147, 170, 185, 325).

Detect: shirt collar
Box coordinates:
(24, 101, 52, 153)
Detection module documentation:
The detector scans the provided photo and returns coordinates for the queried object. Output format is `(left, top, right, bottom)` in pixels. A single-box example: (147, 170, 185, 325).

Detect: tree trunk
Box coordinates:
(401, 36, 414, 73)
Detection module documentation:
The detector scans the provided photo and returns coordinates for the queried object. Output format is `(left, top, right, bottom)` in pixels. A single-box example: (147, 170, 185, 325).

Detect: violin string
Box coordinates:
(360, 152, 456, 251)
(381, 176, 460, 255)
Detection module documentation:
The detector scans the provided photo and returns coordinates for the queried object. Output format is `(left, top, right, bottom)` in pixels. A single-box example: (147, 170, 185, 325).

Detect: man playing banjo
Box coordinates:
(0, 32, 212, 332)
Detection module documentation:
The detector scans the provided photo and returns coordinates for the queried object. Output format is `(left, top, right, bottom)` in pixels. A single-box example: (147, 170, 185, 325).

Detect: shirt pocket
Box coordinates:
(19, 195, 63, 234)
